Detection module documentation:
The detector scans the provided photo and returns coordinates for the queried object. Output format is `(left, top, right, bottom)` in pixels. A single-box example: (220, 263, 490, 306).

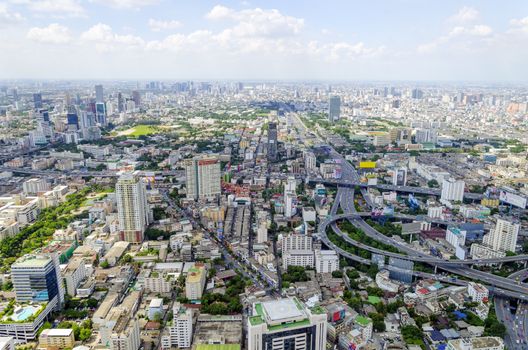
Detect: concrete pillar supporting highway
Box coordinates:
(409, 233, 413, 244)
(524, 261, 527, 268)
(434, 265, 438, 274)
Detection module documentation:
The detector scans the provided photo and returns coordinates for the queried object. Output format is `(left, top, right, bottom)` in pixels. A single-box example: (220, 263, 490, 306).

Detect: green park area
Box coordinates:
(116, 124, 161, 138)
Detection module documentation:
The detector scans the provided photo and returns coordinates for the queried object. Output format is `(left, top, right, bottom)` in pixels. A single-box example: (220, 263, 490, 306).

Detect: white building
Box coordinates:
(467, 282, 489, 303)
(304, 152, 317, 172)
(248, 298, 327, 350)
(483, 218, 520, 253)
(144, 274, 172, 294)
(110, 318, 140, 350)
(162, 303, 193, 349)
(314, 250, 339, 273)
(22, 178, 50, 195)
(184, 156, 221, 200)
(115, 172, 150, 243)
(0, 337, 14, 350)
(185, 265, 206, 300)
(282, 250, 314, 269)
(63, 257, 87, 296)
(282, 234, 312, 252)
(441, 178, 465, 202)
(446, 336, 503, 350)
(446, 227, 466, 250)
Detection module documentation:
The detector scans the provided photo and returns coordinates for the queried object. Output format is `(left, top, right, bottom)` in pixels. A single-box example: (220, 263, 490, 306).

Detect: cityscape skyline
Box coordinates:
(1, 0, 528, 81)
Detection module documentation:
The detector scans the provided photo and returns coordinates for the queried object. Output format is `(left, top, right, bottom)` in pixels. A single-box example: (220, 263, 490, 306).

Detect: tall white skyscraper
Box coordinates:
(115, 172, 150, 243)
(184, 156, 221, 200)
(483, 218, 520, 253)
(248, 298, 327, 350)
(328, 95, 341, 122)
(441, 178, 465, 202)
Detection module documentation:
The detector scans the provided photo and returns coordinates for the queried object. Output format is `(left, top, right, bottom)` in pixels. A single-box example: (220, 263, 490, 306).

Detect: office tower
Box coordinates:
(411, 88, 423, 99)
(328, 95, 341, 122)
(117, 92, 124, 112)
(66, 112, 79, 130)
(163, 303, 193, 349)
(184, 156, 221, 200)
(267, 122, 278, 161)
(79, 111, 95, 129)
(115, 172, 150, 243)
(33, 93, 43, 109)
(392, 168, 407, 186)
(483, 218, 520, 253)
(11, 254, 65, 310)
(441, 178, 465, 202)
(95, 102, 107, 126)
(248, 298, 327, 350)
(132, 90, 141, 107)
(38, 109, 50, 122)
(95, 84, 104, 103)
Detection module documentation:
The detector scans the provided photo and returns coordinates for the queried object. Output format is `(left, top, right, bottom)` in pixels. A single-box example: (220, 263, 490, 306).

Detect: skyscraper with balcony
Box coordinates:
(11, 254, 65, 310)
(115, 172, 150, 243)
(184, 156, 221, 200)
(483, 218, 520, 253)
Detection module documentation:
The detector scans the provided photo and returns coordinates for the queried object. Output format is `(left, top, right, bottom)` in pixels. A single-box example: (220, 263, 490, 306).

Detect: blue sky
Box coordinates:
(1, 0, 528, 81)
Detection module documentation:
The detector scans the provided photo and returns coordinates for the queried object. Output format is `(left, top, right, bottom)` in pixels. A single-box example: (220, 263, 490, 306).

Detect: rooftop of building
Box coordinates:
(40, 328, 73, 337)
(187, 265, 205, 283)
(12, 254, 51, 268)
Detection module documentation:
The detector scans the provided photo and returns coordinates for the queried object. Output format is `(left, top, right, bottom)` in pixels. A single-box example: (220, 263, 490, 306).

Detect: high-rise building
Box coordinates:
(132, 90, 141, 107)
(115, 172, 150, 243)
(185, 264, 206, 300)
(110, 318, 140, 350)
(392, 168, 407, 186)
(33, 93, 43, 109)
(411, 88, 423, 99)
(267, 122, 278, 161)
(95, 102, 107, 126)
(304, 152, 316, 172)
(22, 178, 50, 195)
(441, 178, 465, 202)
(163, 303, 193, 349)
(328, 96, 341, 122)
(95, 84, 104, 103)
(117, 92, 124, 112)
(482, 218, 520, 253)
(314, 250, 339, 273)
(248, 298, 327, 350)
(11, 254, 65, 310)
(184, 156, 221, 200)
(67, 112, 79, 130)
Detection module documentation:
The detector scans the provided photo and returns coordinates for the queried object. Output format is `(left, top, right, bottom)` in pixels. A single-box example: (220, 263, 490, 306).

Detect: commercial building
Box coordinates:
(39, 329, 75, 349)
(328, 96, 341, 122)
(314, 250, 339, 274)
(185, 264, 206, 300)
(441, 178, 465, 202)
(184, 156, 221, 200)
(268, 122, 278, 161)
(11, 254, 64, 309)
(446, 336, 504, 350)
(282, 250, 314, 270)
(247, 298, 327, 350)
(115, 172, 150, 243)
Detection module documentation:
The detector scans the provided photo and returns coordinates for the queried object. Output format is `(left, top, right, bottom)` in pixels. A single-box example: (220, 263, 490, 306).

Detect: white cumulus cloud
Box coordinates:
(90, 0, 159, 9)
(27, 23, 72, 44)
(0, 3, 24, 27)
(449, 6, 479, 23)
(18, 0, 85, 17)
(148, 19, 182, 32)
(81, 23, 145, 52)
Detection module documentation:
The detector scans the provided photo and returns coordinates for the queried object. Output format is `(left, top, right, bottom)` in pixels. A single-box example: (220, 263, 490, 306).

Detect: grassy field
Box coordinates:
(117, 124, 160, 137)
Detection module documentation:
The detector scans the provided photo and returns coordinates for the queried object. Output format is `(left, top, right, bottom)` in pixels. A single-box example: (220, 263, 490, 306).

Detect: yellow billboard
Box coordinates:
(359, 161, 376, 169)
